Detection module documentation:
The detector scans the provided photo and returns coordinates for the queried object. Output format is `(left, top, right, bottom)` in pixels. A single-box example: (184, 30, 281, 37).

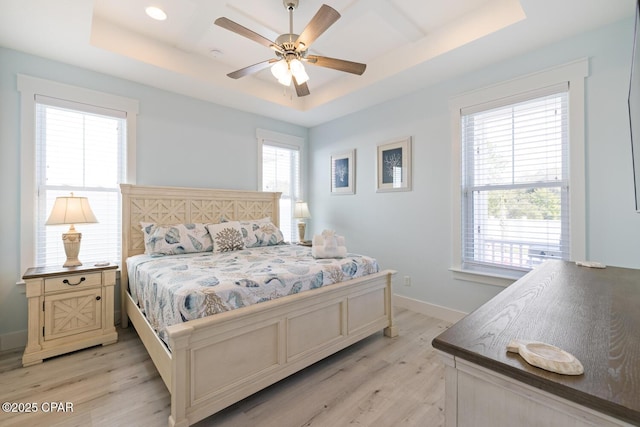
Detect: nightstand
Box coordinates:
(22, 264, 118, 367)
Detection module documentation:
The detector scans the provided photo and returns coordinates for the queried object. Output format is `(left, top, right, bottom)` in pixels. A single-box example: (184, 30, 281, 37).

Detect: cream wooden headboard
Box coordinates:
(119, 184, 281, 323)
(120, 184, 281, 258)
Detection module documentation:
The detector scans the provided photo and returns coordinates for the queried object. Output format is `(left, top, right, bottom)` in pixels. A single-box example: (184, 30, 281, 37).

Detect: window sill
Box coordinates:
(449, 267, 521, 288)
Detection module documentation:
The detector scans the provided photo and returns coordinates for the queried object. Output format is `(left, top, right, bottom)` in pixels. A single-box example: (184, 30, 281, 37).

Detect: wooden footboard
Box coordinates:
(124, 269, 395, 427)
(165, 269, 396, 427)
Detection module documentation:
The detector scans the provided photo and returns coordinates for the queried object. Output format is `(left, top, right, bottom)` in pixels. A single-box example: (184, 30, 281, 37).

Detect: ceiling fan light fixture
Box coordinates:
(290, 59, 309, 84)
(278, 73, 293, 86)
(271, 60, 292, 86)
(271, 60, 288, 79)
(145, 6, 167, 21)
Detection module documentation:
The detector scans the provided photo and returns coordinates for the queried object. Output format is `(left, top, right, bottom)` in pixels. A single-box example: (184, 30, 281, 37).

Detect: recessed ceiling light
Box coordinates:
(145, 6, 167, 21)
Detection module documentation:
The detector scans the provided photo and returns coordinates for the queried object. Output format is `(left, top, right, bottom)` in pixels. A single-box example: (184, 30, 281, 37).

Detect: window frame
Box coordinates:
(18, 75, 138, 277)
(256, 128, 306, 242)
(450, 59, 588, 286)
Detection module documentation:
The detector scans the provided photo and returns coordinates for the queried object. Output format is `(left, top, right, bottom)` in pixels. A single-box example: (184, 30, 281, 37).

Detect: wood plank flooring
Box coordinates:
(0, 309, 450, 427)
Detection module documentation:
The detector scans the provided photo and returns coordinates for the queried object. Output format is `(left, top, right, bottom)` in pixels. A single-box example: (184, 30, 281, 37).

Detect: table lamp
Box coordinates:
(45, 193, 98, 267)
(293, 201, 311, 242)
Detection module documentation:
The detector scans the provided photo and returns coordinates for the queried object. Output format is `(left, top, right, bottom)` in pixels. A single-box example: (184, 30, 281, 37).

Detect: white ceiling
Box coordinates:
(0, 0, 634, 127)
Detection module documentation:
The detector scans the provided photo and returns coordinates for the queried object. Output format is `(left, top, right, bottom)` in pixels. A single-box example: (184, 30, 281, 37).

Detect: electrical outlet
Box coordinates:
(404, 275, 411, 286)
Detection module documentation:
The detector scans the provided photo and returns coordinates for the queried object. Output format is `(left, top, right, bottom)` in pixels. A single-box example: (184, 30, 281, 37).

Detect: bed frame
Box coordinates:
(120, 184, 397, 427)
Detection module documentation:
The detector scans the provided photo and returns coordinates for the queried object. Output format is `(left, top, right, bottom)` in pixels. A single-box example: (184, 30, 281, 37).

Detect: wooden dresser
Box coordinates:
(432, 260, 640, 426)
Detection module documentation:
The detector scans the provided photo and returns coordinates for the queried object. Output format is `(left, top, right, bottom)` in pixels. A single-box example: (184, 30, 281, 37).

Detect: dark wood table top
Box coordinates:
(23, 263, 118, 280)
(432, 260, 640, 425)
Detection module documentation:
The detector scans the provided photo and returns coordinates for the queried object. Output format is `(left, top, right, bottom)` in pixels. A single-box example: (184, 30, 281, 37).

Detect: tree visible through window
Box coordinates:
(461, 90, 570, 273)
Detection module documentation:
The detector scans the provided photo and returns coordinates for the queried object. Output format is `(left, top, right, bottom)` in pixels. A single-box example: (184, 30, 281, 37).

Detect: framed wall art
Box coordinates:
(331, 149, 355, 194)
(376, 137, 412, 192)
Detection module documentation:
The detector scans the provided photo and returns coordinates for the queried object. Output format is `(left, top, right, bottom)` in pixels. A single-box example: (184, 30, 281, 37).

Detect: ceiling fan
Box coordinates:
(214, 0, 366, 97)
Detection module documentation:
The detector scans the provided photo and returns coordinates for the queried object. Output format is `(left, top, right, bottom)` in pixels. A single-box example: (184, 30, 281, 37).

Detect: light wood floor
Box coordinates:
(0, 309, 450, 427)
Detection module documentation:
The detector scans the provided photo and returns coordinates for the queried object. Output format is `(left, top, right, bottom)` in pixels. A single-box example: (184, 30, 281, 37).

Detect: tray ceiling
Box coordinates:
(0, 0, 634, 126)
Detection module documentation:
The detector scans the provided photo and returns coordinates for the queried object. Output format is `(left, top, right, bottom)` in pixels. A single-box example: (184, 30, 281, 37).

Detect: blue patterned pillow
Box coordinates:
(141, 222, 213, 256)
(239, 219, 285, 247)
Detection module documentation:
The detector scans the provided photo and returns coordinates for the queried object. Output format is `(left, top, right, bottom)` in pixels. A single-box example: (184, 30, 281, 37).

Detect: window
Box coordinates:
(257, 129, 305, 242)
(451, 60, 587, 283)
(462, 88, 568, 274)
(35, 97, 126, 266)
(18, 75, 138, 274)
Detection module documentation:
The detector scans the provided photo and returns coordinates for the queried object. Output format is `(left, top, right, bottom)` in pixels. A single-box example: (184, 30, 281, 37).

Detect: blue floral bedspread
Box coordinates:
(126, 244, 380, 346)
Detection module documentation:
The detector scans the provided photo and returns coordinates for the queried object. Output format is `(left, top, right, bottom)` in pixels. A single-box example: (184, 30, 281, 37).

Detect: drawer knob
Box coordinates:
(95, 296, 101, 301)
(63, 277, 86, 286)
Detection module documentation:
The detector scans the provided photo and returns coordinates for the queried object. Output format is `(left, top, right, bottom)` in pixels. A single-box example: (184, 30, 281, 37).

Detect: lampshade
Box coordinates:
(46, 194, 98, 225)
(277, 72, 293, 86)
(271, 60, 290, 82)
(294, 202, 311, 219)
(290, 59, 309, 84)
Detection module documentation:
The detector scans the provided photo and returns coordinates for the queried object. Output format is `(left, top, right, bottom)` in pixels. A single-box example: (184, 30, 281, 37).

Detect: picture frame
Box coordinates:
(376, 137, 412, 192)
(331, 149, 355, 194)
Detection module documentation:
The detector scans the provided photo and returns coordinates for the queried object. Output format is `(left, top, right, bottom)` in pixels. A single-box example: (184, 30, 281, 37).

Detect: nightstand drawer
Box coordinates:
(44, 272, 102, 293)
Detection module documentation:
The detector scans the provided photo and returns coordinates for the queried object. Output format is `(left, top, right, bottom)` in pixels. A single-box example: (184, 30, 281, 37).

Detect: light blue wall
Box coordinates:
(2, 17, 639, 341)
(308, 18, 640, 313)
(0, 47, 307, 338)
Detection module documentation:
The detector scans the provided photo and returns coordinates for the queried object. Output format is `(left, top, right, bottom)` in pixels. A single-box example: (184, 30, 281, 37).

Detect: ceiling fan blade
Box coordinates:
(306, 55, 366, 75)
(227, 59, 278, 79)
(214, 17, 280, 51)
(295, 4, 340, 50)
(293, 76, 310, 97)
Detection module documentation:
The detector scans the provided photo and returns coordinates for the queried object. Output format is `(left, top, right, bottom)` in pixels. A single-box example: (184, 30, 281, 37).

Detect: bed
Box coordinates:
(120, 184, 397, 427)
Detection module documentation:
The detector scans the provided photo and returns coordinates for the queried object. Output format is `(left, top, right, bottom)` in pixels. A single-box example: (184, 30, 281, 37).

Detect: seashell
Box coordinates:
(165, 227, 181, 244)
(507, 339, 584, 375)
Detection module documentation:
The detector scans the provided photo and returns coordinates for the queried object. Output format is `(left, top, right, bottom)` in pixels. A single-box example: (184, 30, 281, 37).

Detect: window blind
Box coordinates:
(262, 143, 301, 242)
(461, 88, 570, 273)
(35, 96, 126, 266)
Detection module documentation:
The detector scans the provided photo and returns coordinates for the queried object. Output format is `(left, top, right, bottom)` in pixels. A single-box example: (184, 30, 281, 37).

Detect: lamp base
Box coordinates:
(62, 230, 83, 267)
(297, 222, 306, 243)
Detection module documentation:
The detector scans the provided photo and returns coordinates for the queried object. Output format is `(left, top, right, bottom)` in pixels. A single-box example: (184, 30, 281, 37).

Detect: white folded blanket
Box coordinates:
(312, 230, 347, 259)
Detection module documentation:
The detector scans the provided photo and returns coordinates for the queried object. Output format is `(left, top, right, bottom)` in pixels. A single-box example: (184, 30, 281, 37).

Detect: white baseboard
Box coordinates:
(0, 329, 27, 352)
(2, 301, 460, 351)
(394, 294, 467, 324)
